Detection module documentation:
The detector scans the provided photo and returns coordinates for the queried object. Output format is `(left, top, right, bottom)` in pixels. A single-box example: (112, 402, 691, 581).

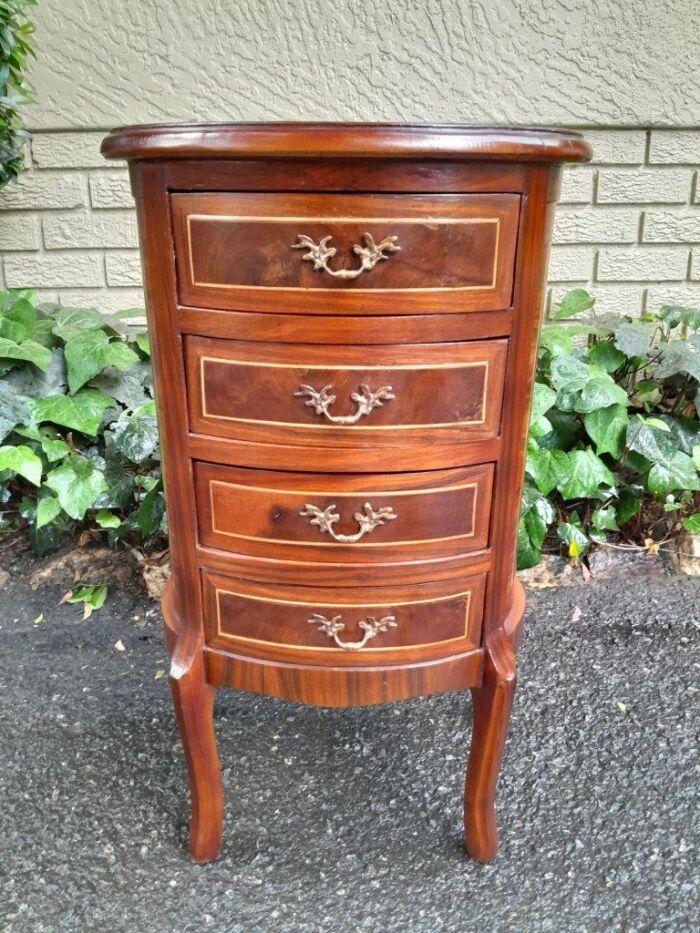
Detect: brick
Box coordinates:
(105, 250, 143, 286)
(559, 167, 594, 204)
(597, 247, 689, 282)
(4, 252, 104, 289)
(585, 130, 647, 165)
(0, 214, 41, 250)
(597, 170, 691, 204)
(548, 284, 645, 317)
(690, 251, 700, 282)
(32, 132, 107, 169)
(553, 207, 639, 244)
(649, 131, 700, 165)
(0, 172, 85, 210)
(89, 171, 133, 208)
(547, 246, 596, 282)
(43, 211, 138, 250)
(56, 288, 145, 314)
(643, 209, 700, 243)
(645, 285, 700, 312)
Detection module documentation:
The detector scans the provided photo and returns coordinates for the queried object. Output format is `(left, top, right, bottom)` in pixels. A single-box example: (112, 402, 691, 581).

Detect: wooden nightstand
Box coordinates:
(102, 123, 591, 862)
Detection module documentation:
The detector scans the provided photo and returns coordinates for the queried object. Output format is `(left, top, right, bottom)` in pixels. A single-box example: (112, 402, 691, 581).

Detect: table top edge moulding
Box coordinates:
(104, 123, 590, 866)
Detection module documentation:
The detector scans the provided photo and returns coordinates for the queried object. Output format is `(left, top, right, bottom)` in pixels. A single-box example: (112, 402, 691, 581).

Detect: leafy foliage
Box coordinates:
(519, 290, 700, 568)
(0, 0, 35, 187)
(0, 290, 164, 554)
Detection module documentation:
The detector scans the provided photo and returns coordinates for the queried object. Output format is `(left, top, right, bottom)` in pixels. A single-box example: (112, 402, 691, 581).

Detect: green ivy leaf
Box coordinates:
(550, 356, 590, 392)
(103, 340, 139, 371)
(530, 382, 557, 424)
(681, 513, 700, 533)
(135, 331, 151, 356)
(557, 520, 589, 560)
(538, 325, 574, 357)
(693, 445, 700, 471)
(91, 360, 152, 410)
(4, 348, 67, 398)
(33, 389, 113, 436)
(64, 584, 108, 619)
(125, 477, 164, 538)
(0, 337, 52, 371)
(36, 495, 62, 529)
(517, 518, 542, 570)
(586, 340, 626, 373)
(64, 330, 110, 394)
(525, 445, 559, 495)
(0, 381, 31, 442)
(3, 297, 37, 340)
(656, 305, 700, 331)
(656, 340, 700, 381)
(51, 307, 107, 342)
(613, 321, 653, 359)
(626, 415, 678, 465)
(523, 493, 556, 550)
(617, 486, 641, 524)
(573, 372, 629, 414)
(591, 505, 619, 532)
(0, 444, 42, 485)
(44, 458, 109, 519)
(95, 509, 122, 529)
(106, 401, 159, 463)
(583, 404, 629, 458)
(551, 288, 594, 321)
(557, 449, 615, 500)
(646, 453, 700, 498)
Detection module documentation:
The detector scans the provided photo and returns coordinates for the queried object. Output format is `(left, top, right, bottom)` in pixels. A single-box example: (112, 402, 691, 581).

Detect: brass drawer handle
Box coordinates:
(308, 613, 398, 651)
(295, 383, 395, 425)
(291, 232, 400, 280)
(300, 501, 397, 543)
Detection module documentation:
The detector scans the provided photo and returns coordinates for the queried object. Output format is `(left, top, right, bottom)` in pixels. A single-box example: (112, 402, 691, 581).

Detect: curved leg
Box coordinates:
(164, 580, 223, 863)
(464, 630, 516, 861)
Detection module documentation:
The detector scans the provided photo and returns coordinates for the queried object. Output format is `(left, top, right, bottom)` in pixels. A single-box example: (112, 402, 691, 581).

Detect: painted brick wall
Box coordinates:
(1, 128, 699, 317)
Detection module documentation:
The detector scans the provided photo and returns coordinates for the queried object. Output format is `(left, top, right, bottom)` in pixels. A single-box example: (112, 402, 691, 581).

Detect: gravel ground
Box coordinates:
(0, 569, 698, 933)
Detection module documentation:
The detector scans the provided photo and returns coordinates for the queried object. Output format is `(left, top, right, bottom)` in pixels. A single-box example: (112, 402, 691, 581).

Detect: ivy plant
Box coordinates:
(0, 0, 35, 187)
(0, 289, 164, 554)
(519, 289, 700, 567)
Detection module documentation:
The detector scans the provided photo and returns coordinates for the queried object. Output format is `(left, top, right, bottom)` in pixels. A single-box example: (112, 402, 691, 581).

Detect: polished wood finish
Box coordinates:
(194, 462, 493, 563)
(203, 571, 485, 663)
(172, 191, 519, 313)
(185, 336, 506, 449)
(104, 123, 589, 864)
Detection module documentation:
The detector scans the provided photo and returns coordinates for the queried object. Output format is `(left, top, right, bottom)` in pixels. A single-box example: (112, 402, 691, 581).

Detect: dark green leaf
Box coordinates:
(549, 355, 590, 392)
(557, 520, 589, 559)
(0, 380, 30, 442)
(4, 347, 66, 398)
(583, 404, 629, 458)
(551, 288, 594, 321)
(0, 336, 52, 370)
(106, 401, 159, 463)
(525, 445, 558, 495)
(64, 329, 110, 394)
(586, 340, 626, 373)
(33, 389, 112, 436)
(51, 306, 106, 342)
(617, 486, 641, 524)
(626, 416, 678, 465)
(656, 340, 700, 381)
(103, 340, 139, 371)
(517, 518, 542, 570)
(646, 453, 700, 497)
(36, 495, 61, 529)
(91, 360, 152, 409)
(591, 505, 618, 532)
(45, 458, 108, 520)
(573, 372, 628, 413)
(557, 449, 615, 500)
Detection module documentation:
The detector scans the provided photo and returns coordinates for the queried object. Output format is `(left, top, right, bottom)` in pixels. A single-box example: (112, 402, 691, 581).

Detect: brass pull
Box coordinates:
(295, 383, 395, 425)
(299, 501, 397, 543)
(291, 232, 400, 280)
(308, 613, 398, 651)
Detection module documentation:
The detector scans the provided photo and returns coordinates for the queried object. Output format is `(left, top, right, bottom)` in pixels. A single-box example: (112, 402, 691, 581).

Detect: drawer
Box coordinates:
(171, 192, 519, 314)
(185, 337, 507, 448)
(195, 462, 493, 563)
(202, 570, 486, 664)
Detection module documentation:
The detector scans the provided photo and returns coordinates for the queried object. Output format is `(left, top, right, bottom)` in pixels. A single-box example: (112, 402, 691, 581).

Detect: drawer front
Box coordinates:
(195, 462, 493, 563)
(185, 337, 507, 447)
(172, 192, 519, 314)
(202, 571, 485, 664)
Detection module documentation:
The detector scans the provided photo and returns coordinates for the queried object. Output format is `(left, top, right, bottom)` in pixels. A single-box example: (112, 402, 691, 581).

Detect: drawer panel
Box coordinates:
(185, 337, 507, 448)
(172, 192, 519, 314)
(202, 571, 485, 664)
(195, 462, 493, 562)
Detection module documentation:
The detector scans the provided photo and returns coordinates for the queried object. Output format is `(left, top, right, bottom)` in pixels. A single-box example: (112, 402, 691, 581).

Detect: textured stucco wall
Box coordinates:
(29, 0, 700, 129)
(1, 1, 699, 313)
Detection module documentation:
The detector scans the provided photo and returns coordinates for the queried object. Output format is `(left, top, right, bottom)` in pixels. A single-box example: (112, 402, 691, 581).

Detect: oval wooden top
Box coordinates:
(101, 123, 591, 164)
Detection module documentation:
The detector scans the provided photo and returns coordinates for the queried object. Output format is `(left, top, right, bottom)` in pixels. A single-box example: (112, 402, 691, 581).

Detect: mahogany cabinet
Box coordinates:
(102, 123, 591, 862)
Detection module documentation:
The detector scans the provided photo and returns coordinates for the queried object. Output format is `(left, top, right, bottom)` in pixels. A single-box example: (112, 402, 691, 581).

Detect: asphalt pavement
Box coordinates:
(0, 568, 698, 932)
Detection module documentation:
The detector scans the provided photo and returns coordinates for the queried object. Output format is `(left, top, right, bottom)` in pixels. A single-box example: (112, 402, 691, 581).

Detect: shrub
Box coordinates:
(0, 0, 35, 187)
(0, 289, 164, 554)
(519, 289, 700, 568)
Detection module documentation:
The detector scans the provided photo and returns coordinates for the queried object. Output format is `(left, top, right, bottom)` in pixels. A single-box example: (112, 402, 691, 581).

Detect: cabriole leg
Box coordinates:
(464, 631, 516, 861)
